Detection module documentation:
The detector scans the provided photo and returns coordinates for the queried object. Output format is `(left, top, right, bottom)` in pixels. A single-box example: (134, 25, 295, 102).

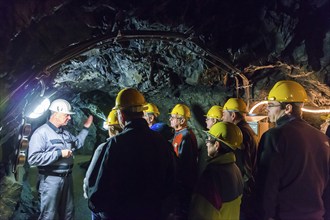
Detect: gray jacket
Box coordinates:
(28, 121, 89, 172)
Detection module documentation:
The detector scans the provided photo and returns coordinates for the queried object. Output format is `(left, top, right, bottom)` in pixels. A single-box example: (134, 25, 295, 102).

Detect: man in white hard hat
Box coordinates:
(28, 98, 93, 220)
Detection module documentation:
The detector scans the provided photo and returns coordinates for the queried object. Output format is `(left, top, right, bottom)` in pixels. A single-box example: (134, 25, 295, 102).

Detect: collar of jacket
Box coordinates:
(236, 119, 248, 127)
(124, 118, 149, 130)
(174, 127, 188, 134)
(276, 114, 297, 127)
(47, 121, 63, 133)
(207, 152, 236, 164)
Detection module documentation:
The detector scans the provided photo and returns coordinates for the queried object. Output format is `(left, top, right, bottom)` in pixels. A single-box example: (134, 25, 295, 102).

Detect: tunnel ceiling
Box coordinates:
(1, 1, 330, 218)
(0, 0, 330, 122)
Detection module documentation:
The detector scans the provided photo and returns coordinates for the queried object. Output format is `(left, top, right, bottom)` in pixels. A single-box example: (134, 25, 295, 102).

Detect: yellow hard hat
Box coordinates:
(107, 109, 119, 125)
(268, 80, 308, 102)
(170, 104, 191, 119)
(223, 98, 247, 113)
(114, 88, 147, 112)
(144, 103, 160, 116)
(205, 105, 223, 119)
(205, 122, 243, 150)
(320, 114, 330, 121)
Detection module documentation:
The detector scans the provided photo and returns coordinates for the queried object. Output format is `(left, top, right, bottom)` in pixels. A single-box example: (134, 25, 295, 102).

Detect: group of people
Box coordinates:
(27, 80, 330, 220)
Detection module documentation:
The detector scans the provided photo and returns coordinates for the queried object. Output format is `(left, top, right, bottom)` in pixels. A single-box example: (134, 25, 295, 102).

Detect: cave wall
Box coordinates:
(0, 0, 329, 219)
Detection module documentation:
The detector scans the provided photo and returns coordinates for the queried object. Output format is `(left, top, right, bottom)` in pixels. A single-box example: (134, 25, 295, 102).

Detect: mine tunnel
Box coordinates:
(0, 0, 330, 219)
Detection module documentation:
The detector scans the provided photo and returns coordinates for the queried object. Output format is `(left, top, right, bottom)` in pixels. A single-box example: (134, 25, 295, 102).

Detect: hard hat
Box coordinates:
(321, 114, 330, 121)
(114, 88, 147, 112)
(223, 98, 247, 113)
(49, 99, 75, 114)
(144, 103, 160, 116)
(170, 104, 191, 119)
(205, 105, 223, 119)
(205, 122, 243, 150)
(268, 80, 308, 102)
(107, 109, 119, 126)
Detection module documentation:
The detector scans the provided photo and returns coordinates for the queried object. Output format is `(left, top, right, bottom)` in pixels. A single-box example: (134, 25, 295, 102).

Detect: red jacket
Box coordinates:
(172, 127, 198, 192)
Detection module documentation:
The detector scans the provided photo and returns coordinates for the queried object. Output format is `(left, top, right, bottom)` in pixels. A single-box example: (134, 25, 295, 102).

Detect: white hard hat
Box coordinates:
(49, 99, 75, 114)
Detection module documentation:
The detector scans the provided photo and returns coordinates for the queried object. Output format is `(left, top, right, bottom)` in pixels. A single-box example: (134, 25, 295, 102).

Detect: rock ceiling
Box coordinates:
(0, 0, 329, 218)
(0, 0, 329, 136)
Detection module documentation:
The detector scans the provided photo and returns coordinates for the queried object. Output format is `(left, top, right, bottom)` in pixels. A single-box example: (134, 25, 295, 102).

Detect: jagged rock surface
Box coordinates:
(0, 0, 329, 219)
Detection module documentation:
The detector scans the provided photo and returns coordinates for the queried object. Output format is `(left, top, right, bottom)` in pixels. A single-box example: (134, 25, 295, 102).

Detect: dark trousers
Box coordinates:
(92, 211, 111, 220)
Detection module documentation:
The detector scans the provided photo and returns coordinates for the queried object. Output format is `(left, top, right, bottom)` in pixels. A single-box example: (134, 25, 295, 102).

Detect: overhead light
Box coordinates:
(103, 121, 109, 130)
(301, 107, 330, 113)
(249, 101, 330, 114)
(249, 101, 268, 115)
(27, 98, 51, 119)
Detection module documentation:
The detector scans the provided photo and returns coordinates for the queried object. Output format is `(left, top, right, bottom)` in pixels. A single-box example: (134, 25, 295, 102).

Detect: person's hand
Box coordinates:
(84, 115, 93, 128)
(61, 149, 73, 158)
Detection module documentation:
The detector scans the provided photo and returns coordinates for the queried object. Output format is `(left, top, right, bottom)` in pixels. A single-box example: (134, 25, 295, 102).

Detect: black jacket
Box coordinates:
(255, 115, 330, 220)
(236, 120, 258, 189)
(88, 118, 176, 220)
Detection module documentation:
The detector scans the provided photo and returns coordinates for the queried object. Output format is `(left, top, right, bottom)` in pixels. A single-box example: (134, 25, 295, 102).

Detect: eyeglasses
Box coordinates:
(205, 139, 216, 144)
(267, 104, 281, 108)
(169, 116, 182, 120)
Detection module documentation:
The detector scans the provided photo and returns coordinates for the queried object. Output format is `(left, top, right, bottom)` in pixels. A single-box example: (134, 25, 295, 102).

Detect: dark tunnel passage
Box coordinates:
(0, 0, 330, 219)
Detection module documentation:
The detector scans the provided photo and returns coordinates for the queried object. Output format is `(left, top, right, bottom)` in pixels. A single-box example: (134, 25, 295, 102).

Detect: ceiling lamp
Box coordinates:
(27, 97, 51, 119)
(249, 101, 330, 115)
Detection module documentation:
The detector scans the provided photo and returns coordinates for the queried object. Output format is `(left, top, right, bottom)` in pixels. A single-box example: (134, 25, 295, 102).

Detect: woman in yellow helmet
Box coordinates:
(189, 122, 244, 220)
